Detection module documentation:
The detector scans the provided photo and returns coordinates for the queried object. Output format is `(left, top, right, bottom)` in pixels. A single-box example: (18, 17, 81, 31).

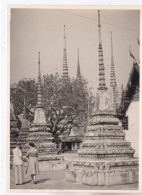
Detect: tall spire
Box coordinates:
(77, 48, 81, 78)
(110, 32, 117, 109)
(110, 32, 117, 88)
(62, 25, 69, 80)
(36, 52, 43, 108)
(98, 10, 107, 91)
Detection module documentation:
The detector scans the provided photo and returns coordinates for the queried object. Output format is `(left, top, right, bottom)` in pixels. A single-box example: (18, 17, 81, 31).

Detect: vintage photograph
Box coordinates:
(9, 7, 140, 191)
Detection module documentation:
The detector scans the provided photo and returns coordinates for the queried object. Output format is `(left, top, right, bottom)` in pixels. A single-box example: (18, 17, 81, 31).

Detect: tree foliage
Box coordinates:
(10, 74, 95, 139)
(10, 78, 37, 121)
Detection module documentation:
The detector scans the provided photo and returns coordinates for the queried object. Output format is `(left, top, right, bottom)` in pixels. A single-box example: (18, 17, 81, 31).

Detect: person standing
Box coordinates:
(13, 142, 24, 185)
(25, 143, 39, 184)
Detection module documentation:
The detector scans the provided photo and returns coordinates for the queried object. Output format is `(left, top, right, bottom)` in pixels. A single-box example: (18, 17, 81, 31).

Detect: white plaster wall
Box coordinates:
(125, 101, 139, 157)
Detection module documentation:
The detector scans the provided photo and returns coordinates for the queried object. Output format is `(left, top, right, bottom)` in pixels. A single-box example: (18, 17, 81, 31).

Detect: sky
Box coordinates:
(10, 9, 140, 95)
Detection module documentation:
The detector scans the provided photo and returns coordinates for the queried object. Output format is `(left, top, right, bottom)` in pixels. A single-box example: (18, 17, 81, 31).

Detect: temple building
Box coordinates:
(66, 10, 138, 186)
(118, 45, 139, 157)
(24, 52, 61, 161)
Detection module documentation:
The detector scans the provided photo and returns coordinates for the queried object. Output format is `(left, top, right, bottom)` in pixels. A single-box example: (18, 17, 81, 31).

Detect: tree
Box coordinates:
(10, 74, 95, 139)
(10, 78, 37, 121)
(42, 73, 93, 139)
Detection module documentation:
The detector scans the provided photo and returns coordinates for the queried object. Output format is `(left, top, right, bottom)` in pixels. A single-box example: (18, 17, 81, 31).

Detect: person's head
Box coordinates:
(29, 143, 35, 148)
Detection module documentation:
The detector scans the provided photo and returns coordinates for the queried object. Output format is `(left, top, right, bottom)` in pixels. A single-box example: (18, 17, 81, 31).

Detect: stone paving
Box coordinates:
(10, 152, 138, 191)
(10, 169, 138, 190)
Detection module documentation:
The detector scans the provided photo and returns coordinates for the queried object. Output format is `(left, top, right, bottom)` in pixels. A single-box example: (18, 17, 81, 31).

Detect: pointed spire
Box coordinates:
(36, 52, 43, 108)
(121, 84, 124, 96)
(110, 32, 117, 88)
(110, 32, 117, 109)
(77, 48, 81, 78)
(23, 96, 26, 119)
(62, 25, 69, 80)
(97, 10, 107, 91)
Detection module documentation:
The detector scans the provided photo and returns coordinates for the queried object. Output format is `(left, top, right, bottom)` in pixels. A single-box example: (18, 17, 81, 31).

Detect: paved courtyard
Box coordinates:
(10, 152, 138, 191)
(10, 169, 138, 190)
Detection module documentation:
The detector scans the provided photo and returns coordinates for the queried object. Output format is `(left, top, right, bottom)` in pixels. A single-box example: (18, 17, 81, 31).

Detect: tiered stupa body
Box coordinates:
(66, 11, 138, 186)
(25, 52, 60, 161)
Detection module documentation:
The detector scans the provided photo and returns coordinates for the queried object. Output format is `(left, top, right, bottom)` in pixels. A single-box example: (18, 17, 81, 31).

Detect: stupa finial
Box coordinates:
(98, 10, 101, 44)
(77, 48, 81, 78)
(97, 10, 107, 91)
(36, 52, 43, 108)
(62, 25, 69, 80)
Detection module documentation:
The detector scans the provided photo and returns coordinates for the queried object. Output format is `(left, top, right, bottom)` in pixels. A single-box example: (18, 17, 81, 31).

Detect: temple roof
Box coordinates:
(119, 62, 139, 114)
(61, 126, 85, 142)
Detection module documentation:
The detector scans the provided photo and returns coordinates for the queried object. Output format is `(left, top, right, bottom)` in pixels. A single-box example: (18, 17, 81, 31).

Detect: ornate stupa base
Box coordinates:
(23, 123, 63, 162)
(18, 128, 29, 147)
(66, 109, 139, 186)
(66, 158, 138, 186)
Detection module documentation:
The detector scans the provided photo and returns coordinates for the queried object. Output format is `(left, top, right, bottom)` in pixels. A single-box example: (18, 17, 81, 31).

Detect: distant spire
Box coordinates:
(97, 10, 107, 91)
(23, 96, 26, 119)
(110, 32, 117, 88)
(62, 25, 69, 80)
(110, 32, 117, 109)
(77, 48, 81, 78)
(36, 52, 43, 108)
(121, 84, 124, 94)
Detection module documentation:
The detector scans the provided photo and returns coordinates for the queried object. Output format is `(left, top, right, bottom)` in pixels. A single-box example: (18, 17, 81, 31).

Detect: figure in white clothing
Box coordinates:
(13, 143, 24, 185)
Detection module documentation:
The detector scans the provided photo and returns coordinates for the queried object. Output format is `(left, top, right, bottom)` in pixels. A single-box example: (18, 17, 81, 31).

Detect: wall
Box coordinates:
(125, 101, 139, 157)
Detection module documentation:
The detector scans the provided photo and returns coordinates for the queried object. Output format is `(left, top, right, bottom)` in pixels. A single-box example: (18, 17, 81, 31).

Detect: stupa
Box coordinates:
(66, 10, 138, 186)
(24, 52, 60, 161)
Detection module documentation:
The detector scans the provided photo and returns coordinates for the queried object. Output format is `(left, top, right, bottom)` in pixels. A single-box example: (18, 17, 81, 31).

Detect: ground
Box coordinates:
(10, 152, 138, 191)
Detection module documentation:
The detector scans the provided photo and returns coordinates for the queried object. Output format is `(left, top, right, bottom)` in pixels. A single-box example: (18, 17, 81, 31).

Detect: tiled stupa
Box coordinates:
(66, 11, 138, 186)
(24, 52, 60, 161)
